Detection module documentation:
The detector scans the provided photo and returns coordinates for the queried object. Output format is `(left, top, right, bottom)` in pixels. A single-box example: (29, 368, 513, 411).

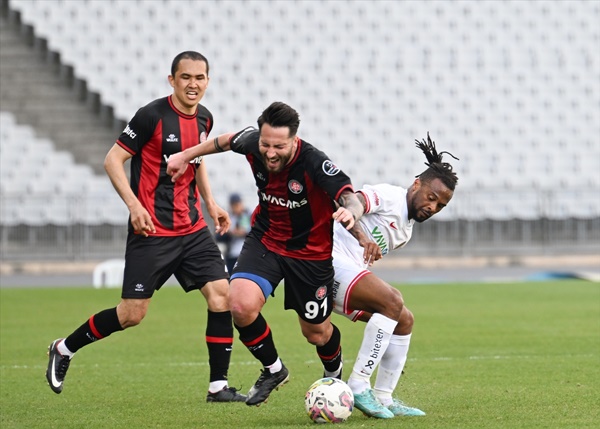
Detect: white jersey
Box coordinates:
(332, 184, 414, 320)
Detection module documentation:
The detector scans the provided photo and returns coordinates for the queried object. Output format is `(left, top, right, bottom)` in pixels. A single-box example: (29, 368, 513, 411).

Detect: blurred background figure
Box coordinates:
(217, 193, 252, 273)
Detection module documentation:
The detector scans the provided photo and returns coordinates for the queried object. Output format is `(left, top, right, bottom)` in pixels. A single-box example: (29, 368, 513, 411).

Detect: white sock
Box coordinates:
(57, 339, 74, 358)
(208, 380, 227, 393)
(374, 333, 411, 406)
(266, 357, 282, 374)
(348, 313, 397, 394)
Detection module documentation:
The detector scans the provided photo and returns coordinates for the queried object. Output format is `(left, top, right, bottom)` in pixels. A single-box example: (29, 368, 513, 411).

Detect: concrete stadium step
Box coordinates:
(0, 6, 117, 175)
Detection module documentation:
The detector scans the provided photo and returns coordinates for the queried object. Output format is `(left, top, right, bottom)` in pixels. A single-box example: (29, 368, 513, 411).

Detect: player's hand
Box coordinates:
(129, 204, 156, 237)
(332, 207, 355, 230)
(167, 151, 189, 182)
(359, 239, 382, 266)
(209, 204, 231, 235)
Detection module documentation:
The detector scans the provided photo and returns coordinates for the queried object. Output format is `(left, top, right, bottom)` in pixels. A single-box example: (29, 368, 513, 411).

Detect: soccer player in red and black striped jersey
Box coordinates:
(167, 101, 365, 406)
(45, 51, 246, 403)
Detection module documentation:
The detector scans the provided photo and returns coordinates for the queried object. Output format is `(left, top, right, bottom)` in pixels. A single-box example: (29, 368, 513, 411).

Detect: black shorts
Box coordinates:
(122, 227, 228, 299)
(231, 232, 334, 324)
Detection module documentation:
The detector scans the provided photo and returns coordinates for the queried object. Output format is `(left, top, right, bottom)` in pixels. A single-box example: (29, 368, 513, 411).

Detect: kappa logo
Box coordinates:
(166, 133, 178, 143)
(315, 286, 327, 300)
(322, 160, 340, 176)
(288, 179, 303, 194)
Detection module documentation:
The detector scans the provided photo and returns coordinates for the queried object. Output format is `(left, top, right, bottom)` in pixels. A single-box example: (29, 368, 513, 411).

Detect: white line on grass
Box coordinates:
(3, 353, 596, 371)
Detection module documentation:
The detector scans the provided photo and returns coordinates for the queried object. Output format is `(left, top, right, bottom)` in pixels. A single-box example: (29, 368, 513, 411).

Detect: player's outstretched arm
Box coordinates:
(167, 132, 234, 182)
(332, 189, 364, 230)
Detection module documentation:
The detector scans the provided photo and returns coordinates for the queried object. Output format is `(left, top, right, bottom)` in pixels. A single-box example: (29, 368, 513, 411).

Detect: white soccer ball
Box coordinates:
(304, 377, 354, 424)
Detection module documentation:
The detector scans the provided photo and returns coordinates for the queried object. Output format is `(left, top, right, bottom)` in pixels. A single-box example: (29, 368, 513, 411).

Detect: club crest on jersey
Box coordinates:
(288, 180, 303, 194)
(322, 160, 340, 176)
(315, 286, 327, 300)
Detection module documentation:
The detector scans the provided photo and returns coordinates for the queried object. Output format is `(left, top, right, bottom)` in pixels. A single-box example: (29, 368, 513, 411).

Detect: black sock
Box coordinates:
(206, 310, 234, 383)
(317, 323, 342, 373)
(235, 313, 278, 367)
(64, 307, 123, 353)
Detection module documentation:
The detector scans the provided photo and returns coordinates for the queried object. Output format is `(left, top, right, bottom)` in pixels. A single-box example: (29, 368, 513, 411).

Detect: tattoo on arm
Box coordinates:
(213, 137, 225, 153)
(337, 190, 365, 221)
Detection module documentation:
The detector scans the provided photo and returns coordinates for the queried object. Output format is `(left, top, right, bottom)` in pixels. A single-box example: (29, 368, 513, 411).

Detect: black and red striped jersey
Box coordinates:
(229, 127, 354, 260)
(116, 95, 213, 236)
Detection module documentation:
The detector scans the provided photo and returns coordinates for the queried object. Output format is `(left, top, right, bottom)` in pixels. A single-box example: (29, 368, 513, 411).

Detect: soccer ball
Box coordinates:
(304, 377, 354, 424)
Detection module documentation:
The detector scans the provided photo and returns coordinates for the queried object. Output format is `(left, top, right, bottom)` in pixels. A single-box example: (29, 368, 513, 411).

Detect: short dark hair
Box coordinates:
(171, 51, 209, 77)
(415, 133, 459, 191)
(257, 102, 301, 137)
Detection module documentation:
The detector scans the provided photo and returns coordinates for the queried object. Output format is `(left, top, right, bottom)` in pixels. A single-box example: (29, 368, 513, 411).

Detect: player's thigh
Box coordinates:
(175, 228, 229, 293)
(347, 273, 404, 320)
(122, 233, 181, 299)
(332, 255, 370, 320)
(230, 232, 283, 300)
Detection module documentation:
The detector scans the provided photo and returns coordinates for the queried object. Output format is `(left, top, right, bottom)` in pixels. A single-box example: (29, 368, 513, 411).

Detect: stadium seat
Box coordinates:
(5, 0, 600, 221)
(92, 258, 125, 289)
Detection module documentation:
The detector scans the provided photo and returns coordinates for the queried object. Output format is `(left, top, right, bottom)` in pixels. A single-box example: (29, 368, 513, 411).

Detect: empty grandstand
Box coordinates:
(1, 0, 598, 261)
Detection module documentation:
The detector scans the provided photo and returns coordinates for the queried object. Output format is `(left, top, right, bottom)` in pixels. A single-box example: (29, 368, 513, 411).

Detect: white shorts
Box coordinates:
(332, 224, 370, 322)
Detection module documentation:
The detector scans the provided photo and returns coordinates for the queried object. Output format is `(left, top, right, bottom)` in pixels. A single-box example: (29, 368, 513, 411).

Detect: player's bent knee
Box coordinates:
(120, 310, 146, 328)
(400, 307, 414, 329)
(303, 331, 329, 346)
(117, 299, 149, 328)
(383, 287, 404, 321)
(301, 325, 331, 346)
(230, 302, 260, 326)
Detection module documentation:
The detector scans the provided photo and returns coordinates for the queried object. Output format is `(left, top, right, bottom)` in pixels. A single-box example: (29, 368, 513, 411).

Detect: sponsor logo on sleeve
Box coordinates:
(231, 126, 255, 147)
(322, 160, 340, 176)
(123, 124, 137, 139)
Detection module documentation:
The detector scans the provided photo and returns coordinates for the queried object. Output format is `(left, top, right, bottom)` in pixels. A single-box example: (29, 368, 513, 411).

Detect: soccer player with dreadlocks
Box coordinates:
(331, 133, 459, 418)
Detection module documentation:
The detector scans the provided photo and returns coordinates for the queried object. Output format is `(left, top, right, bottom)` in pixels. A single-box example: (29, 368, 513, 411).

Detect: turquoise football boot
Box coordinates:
(387, 398, 426, 416)
(353, 389, 394, 419)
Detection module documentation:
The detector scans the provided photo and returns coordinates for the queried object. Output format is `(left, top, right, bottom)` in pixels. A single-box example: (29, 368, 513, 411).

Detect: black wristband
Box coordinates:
(213, 137, 224, 152)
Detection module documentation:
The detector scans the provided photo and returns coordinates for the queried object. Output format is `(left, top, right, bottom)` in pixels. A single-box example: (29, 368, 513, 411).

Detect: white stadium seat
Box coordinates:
(4, 0, 600, 221)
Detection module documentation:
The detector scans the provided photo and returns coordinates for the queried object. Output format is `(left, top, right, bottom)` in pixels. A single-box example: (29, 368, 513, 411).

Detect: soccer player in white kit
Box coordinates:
(332, 134, 459, 418)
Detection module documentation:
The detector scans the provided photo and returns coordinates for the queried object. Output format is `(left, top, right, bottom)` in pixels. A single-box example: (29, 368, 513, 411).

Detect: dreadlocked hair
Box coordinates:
(415, 132, 459, 191)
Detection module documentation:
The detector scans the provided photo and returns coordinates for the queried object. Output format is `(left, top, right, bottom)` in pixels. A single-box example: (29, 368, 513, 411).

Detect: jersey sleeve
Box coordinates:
(304, 145, 353, 201)
(116, 106, 158, 154)
(229, 126, 259, 155)
(359, 184, 404, 214)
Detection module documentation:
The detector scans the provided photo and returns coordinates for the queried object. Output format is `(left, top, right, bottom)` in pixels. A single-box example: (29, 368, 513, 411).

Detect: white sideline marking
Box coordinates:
(4, 353, 596, 371)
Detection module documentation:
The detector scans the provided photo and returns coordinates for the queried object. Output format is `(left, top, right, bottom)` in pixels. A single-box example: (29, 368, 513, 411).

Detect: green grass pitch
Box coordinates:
(1, 280, 598, 428)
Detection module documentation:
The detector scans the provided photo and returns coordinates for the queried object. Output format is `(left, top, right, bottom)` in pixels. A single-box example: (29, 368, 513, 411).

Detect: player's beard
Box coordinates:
(413, 208, 432, 223)
(263, 151, 293, 173)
